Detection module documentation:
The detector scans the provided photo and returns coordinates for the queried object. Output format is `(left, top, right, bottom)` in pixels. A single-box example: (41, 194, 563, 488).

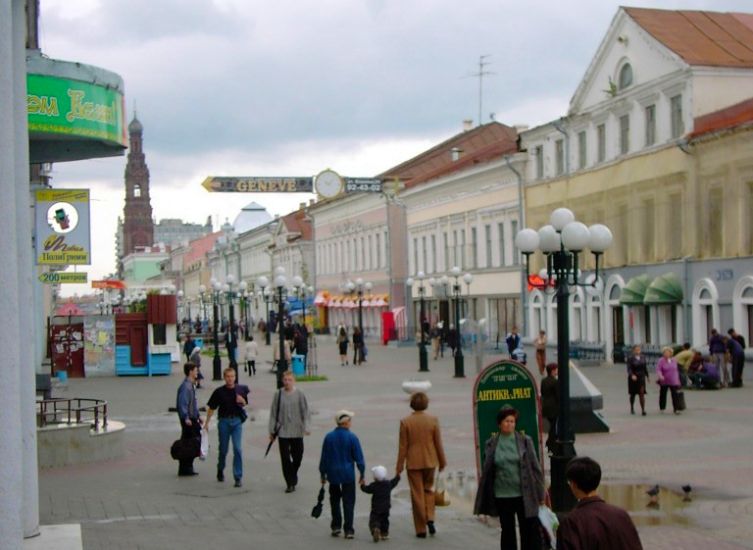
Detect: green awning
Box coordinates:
(619, 274, 652, 305)
(643, 272, 683, 305)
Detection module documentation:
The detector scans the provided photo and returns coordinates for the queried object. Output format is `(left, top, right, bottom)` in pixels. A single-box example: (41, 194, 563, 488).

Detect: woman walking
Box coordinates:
(474, 406, 545, 550)
(337, 326, 349, 366)
(656, 346, 682, 414)
(352, 327, 364, 366)
(626, 345, 648, 416)
(395, 392, 446, 538)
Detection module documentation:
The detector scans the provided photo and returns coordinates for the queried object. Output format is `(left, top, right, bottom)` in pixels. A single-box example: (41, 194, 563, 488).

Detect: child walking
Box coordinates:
(360, 465, 400, 542)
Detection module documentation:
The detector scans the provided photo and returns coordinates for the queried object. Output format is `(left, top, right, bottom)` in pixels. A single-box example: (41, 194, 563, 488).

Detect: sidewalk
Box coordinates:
(36, 337, 753, 549)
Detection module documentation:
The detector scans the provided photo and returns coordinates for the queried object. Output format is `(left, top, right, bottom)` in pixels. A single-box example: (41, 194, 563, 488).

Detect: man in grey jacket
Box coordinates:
(269, 370, 311, 492)
(176, 363, 202, 476)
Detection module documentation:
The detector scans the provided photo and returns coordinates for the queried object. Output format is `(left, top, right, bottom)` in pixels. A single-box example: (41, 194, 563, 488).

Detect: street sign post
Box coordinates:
(38, 272, 88, 284)
(473, 359, 543, 476)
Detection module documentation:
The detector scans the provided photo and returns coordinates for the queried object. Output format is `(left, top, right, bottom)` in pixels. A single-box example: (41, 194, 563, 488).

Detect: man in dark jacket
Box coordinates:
(725, 335, 745, 388)
(505, 327, 521, 358)
(540, 363, 559, 455)
(709, 328, 728, 386)
(176, 363, 201, 476)
(558, 457, 643, 550)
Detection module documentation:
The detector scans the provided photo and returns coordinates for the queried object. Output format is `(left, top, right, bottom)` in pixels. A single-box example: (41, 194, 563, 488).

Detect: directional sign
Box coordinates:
(201, 176, 313, 193)
(39, 272, 88, 284)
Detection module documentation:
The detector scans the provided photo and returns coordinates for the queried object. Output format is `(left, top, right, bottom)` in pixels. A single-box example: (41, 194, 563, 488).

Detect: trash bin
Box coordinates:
(56, 370, 68, 383)
(291, 354, 305, 376)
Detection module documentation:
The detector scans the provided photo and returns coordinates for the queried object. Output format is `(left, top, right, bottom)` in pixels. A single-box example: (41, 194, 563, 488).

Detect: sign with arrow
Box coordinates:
(201, 176, 313, 193)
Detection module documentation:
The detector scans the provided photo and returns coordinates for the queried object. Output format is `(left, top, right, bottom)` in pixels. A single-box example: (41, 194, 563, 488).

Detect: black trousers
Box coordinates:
(659, 384, 680, 411)
(278, 437, 304, 488)
(178, 419, 200, 474)
(731, 356, 745, 387)
(369, 510, 390, 534)
(329, 482, 356, 534)
(246, 360, 256, 374)
(495, 497, 541, 550)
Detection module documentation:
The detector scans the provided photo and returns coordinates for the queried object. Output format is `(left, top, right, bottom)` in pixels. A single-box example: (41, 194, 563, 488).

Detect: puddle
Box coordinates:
(442, 472, 692, 527)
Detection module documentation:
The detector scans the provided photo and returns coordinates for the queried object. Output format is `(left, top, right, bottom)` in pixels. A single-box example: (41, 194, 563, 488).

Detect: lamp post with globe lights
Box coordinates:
(406, 272, 429, 372)
(224, 275, 239, 377)
(257, 276, 273, 346)
(515, 207, 613, 512)
(210, 279, 223, 380)
(449, 267, 472, 378)
(273, 267, 289, 389)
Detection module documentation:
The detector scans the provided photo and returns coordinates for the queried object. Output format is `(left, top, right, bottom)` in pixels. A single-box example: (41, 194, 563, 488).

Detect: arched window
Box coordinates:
(619, 63, 633, 90)
(692, 278, 719, 347)
(134, 185, 141, 198)
(733, 276, 753, 348)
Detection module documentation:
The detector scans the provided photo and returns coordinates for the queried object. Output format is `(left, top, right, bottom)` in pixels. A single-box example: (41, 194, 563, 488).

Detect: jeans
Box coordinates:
(329, 482, 356, 534)
(278, 437, 304, 488)
(217, 417, 243, 480)
(495, 496, 542, 550)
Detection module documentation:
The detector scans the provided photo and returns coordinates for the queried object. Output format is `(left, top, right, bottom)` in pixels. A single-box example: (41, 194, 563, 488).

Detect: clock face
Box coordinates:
(315, 169, 344, 198)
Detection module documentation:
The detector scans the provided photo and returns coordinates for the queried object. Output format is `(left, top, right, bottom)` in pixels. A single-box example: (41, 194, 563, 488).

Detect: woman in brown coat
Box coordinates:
(395, 392, 447, 538)
(474, 406, 545, 550)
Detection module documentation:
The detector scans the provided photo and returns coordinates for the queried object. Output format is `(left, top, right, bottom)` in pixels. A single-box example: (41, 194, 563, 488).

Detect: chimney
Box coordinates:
(299, 202, 306, 210)
(309, 199, 315, 206)
(463, 119, 473, 131)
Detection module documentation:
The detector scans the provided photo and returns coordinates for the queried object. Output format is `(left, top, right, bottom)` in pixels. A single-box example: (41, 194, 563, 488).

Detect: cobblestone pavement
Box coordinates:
(38, 339, 753, 549)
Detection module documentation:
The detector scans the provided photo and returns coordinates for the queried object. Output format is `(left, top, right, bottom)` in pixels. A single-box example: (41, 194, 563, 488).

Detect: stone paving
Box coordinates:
(36, 338, 753, 549)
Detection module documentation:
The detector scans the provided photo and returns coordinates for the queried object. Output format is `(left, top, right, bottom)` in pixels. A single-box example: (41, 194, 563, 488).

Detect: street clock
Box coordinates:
(314, 169, 344, 199)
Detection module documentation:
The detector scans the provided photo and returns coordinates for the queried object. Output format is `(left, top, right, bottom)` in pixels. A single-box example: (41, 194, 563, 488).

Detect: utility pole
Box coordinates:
(471, 55, 494, 126)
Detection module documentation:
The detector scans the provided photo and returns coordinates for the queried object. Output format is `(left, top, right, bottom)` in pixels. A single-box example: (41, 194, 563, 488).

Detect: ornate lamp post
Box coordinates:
(257, 276, 272, 345)
(449, 266, 472, 378)
(210, 278, 223, 381)
(239, 281, 249, 339)
(515, 207, 613, 512)
(199, 284, 208, 334)
(346, 278, 371, 336)
(406, 272, 429, 372)
(224, 275, 239, 376)
(273, 267, 288, 389)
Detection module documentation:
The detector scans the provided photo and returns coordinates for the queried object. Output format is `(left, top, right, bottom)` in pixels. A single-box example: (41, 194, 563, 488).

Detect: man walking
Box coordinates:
(205, 367, 249, 488)
(540, 363, 559, 455)
(269, 370, 311, 493)
(176, 363, 201, 476)
(709, 328, 728, 387)
(558, 457, 643, 549)
(319, 410, 365, 539)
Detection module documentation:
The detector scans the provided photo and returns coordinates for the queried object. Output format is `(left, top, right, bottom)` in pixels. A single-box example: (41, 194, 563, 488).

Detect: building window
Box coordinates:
(471, 227, 477, 269)
(619, 114, 630, 154)
(134, 185, 141, 198)
(535, 145, 544, 179)
(443, 232, 449, 271)
(670, 94, 684, 138)
(360, 237, 365, 271)
(577, 130, 587, 169)
(368, 235, 373, 270)
(431, 235, 437, 273)
(498, 222, 506, 266)
(485, 224, 492, 268)
(642, 198, 654, 262)
(555, 139, 564, 175)
(597, 123, 606, 162)
(413, 238, 418, 275)
(421, 236, 427, 273)
(460, 229, 466, 268)
(153, 324, 166, 345)
(645, 104, 656, 146)
(709, 188, 723, 254)
(376, 233, 381, 268)
(668, 193, 682, 258)
(619, 63, 633, 89)
(511, 219, 519, 265)
(452, 230, 458, 267)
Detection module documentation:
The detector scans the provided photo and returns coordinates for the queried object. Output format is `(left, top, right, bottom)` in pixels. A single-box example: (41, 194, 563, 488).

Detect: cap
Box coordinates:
(335, 410, 355, 424)
(371, 465, 387, 481)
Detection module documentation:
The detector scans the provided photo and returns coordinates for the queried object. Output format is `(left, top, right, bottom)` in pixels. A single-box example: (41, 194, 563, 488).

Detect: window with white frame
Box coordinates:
(578, 130, 587, 169)
(619, 114, 630, 154)
(535, 145, 544, 179)
(443, 232, 449, 271)
(645, 104, 656, 146)
(422, 236, 427, 273)
(597, 123, 606, 162)
(485, 224, 492, 268)
(376, 233, 381, 268)
(555, 139, 564, 175)
(511, 219, 519, 265)
(431, 234, 437, 273)
(618, 63, 633, 90)
(670, 94, 684, 138)
(498, 222, 506, 266)
(368, 234, 373, 270)
(413, 237, 418, 275)
(471, 227, 477, 269)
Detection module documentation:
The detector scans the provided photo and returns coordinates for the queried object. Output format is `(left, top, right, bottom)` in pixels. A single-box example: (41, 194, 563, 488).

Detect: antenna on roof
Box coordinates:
(469, 55, 495, 127)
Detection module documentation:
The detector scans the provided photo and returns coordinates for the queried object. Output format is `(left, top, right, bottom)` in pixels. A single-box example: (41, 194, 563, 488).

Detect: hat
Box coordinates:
(371, 465, 387, 481)
(335, 410, 355, 424)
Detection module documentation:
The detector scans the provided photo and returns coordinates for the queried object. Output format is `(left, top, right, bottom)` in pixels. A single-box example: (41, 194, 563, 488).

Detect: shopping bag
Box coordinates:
(675, 390, 686, 411)
(199, 429, 209, 460)
(538, 505, 559, 549)
(434, 473, 450, 507)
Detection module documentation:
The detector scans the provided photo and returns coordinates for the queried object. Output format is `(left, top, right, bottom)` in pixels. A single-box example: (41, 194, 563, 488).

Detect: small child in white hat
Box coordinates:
(360, 464, 400, 542)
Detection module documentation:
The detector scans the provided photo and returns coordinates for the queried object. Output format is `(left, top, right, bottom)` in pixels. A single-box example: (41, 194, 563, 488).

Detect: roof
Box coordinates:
(233, 201, 273, 234)
(688, 96, 753, 139)
(625, 7, 753, 68)
(183, 231, 221, 265)
(280, 209, 312, 241)
(378, 122, 518, 188)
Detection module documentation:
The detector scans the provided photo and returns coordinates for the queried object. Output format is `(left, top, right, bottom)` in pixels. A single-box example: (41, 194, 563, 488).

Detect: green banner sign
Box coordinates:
(473, 359, 542, 474)
(39, 272, 88, 284)
(27, 74, 126, 147)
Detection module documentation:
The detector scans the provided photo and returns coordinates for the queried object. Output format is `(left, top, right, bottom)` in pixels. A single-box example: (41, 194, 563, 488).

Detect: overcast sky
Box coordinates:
(42, 0, 753, 296)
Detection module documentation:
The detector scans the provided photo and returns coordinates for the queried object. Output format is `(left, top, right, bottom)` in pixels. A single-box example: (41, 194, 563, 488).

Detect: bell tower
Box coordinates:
(122, 114, 154, 258)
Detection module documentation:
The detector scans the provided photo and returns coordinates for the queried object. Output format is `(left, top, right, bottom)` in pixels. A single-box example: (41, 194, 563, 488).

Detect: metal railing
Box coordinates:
(569, 341, 607, 362)
(37, 398, 108, 432)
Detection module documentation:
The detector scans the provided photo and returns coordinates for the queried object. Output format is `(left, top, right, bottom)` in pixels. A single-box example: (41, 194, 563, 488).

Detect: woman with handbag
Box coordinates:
(656, 346, 682, 414)
(626, 345, 649, 416)
(474, 406, 545, 550)
(395, 392, 446, 538)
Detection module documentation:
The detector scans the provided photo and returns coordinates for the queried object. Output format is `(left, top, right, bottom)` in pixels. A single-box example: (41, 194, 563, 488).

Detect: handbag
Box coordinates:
(434, 473, 450, 507)
(170, 437, 200, 461)
(311, 486, 325, 518)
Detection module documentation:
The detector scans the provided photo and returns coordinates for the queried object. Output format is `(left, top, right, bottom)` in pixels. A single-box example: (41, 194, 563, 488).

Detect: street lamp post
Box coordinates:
(406, 272, 429, 372)
(257, 277, 272, 346)
(449, 266, 472, 378)
(199, 285, 208, 334)
(224, 275, 239, 377)
(515, 207, 613, 512)
(274, 268, 288, 389)
(211, 279, 223, 381)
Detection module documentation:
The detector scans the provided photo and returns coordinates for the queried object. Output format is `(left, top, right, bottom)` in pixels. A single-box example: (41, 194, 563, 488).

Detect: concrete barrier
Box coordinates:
(37, 420, 125, 469)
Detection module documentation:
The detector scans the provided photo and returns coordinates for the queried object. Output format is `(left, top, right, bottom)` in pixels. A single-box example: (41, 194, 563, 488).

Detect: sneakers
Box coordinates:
(380, 533, 389, 541)
(427, 521, 436, 536)
(331, 530, 341, 537)
(344, 532, 354, 540)
(372, 527, 381, 542)
(285, 485, 295, 493)
(234, 479, 242, 488)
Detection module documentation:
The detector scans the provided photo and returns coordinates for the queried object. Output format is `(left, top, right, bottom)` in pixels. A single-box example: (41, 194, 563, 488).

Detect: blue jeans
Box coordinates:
(329, 482, 356, 534)
(217, 417, 243, 480)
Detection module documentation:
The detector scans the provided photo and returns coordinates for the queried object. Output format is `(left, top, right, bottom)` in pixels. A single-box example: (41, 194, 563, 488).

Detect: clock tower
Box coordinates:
(120, 115, 154, 269)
